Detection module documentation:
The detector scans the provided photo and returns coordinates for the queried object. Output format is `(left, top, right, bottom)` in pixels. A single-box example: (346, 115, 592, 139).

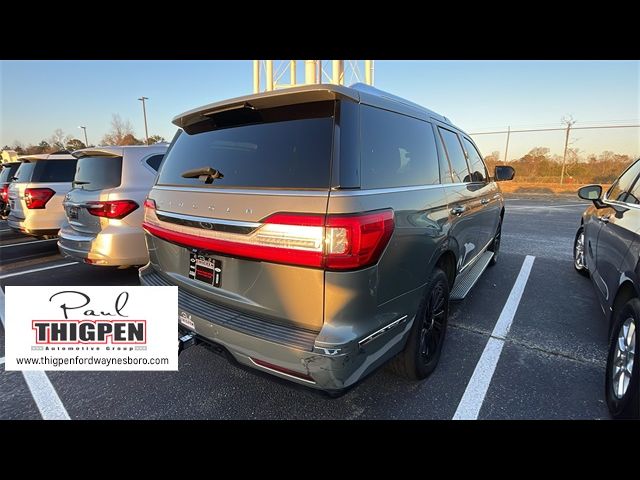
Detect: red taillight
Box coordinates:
(143, 208, 394, 271)
(87, 200, 139, 219)
(25, 188, 55, 209)
(324, 210, 395, 270)
(0, 185, 8, 202)
(143, 198, 156, 210)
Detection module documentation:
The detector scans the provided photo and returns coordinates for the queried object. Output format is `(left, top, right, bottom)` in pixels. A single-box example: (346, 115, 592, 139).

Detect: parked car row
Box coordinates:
(1, 82, 637, 418)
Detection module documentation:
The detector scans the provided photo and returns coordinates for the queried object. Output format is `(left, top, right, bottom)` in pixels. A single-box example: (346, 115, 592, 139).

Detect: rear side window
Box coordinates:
(14, 162, 36, 182)
(0, 163, 20, 182)
(439, 128, 470, 183)
(74, 156, 123, 191)
(145, 154, 163, 172)
(361, 105, 439, 189)
(157, 102, 335, 189)
(32, 159, 78, 183)
(608, 160, 640, 203)
(462, 138, 488, 183)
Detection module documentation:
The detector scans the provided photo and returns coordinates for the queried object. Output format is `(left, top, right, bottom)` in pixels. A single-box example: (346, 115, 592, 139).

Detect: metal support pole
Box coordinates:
(265, 60, 274, 91)
(253, 60, 260, 93)
(138, 96, 149, 145)
(316, 60, 321, 84)
(503, 126, 511, 163)
(332, 60, 344, 85)
(365, 60, 374, 85)
(305, 60, 316, 84)
(290, 60, 296, 86)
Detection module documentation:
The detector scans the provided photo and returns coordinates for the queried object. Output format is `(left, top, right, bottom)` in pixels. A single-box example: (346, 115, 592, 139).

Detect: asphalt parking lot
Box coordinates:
(0, 195, 610, 420)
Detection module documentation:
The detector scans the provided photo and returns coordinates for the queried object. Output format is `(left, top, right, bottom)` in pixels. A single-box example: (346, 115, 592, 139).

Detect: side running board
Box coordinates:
(450, 251, 494, 301)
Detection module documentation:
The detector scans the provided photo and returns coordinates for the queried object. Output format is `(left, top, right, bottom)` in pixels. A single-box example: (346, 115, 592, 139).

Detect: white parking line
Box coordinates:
(508, 204, 585, 210)
(0, 262, 78, 280)
(0, 288, 70, 420)
(453, 255, 536, 420)
(0, 238, 58, 248)
(0, 228, 12, 232)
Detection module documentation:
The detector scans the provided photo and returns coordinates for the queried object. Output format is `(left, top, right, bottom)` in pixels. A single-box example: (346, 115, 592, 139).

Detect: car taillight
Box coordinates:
(143, 208, 394, 271)
(0, 185, 8, 202)
(25, 188, 55, 209)
(87, 200, 139, 219)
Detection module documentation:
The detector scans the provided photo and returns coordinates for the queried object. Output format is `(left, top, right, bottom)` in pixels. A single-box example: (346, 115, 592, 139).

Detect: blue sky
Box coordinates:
(1, 60, 638, 160)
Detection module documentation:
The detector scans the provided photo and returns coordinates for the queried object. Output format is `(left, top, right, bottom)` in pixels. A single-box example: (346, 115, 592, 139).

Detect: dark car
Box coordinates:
(0, 161, 21, 219)
(140, 83, 515, 394)
(575, 158, 640, 419)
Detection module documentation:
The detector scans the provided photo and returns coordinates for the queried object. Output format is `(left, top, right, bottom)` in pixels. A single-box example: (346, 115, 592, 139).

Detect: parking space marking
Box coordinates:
(453, 255, 535, 420)
(0, 262, 78, 280)
(0, 228, 12, 232)
(0, 288, 70, 420)
(0, 238, 59, 248)
(508, 204, 585, 210)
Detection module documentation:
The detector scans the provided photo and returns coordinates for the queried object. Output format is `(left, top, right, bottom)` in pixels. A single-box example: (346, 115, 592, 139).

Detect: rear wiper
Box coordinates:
(181, 166, 224, 184)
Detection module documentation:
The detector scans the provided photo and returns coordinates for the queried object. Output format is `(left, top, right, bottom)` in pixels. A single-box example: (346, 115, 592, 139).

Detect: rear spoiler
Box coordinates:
(173, 84, 360, 130)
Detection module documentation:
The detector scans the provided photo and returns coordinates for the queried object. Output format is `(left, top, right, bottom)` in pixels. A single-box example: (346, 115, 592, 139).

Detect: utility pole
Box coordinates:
(503, 126, 511, 164)
(78, 126, 88, 147)
(560, 116, 576, 185)
(138, 96, 149, 145)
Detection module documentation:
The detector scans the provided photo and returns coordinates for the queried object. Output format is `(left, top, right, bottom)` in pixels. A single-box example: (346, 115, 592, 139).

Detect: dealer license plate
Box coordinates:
(188, 250, 222, 288)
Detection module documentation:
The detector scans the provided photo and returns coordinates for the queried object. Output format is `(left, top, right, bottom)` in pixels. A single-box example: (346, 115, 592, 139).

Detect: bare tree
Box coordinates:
(49, 128, 72, 151)
(102, 114, 137, 146)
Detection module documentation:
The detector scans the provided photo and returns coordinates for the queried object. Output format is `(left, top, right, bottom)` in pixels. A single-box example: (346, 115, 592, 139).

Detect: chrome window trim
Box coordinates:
(155, 209, 263, 228)
(330, 184, 445, 197)
(153, 185, 329, 197)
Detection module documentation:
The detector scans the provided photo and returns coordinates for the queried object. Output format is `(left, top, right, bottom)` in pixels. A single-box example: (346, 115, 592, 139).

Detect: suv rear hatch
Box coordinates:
(8, 156, 77, 220)
(145, 100, 337, 331)
(64, 152, 125, 234)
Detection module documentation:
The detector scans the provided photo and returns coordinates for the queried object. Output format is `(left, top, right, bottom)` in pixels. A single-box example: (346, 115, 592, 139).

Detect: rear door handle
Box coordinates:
(598, 215, 610, 223)
(451, 205, 467, 216)
(480, 198, 490, 205)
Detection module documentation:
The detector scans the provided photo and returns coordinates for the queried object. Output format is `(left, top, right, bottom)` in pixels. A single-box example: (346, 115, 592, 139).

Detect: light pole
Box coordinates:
(78, 126, 88, 147)
(138, 96, 149, 145)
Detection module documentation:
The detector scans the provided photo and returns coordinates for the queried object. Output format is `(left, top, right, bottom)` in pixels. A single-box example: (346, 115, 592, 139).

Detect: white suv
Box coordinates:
(7, 152, 77, 237)
(58, 145, 168, 266)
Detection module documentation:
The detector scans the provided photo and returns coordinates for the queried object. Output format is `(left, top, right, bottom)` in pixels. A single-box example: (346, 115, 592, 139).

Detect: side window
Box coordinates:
(361, 105, 440, 189)
(462, 138, 488, 183)
(438, 127, 470, 183)
(607, 160, 640, 203)
(145, 154, 164, 172)
(433, 125, 453, 183)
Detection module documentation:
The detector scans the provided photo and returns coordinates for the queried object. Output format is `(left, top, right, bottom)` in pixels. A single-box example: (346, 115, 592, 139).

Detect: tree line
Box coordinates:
(3, 114, 166, 155)
(484, 147, 636, 184)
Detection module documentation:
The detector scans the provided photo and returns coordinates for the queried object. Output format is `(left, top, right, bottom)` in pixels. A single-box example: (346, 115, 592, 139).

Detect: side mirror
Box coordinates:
(577, 184, 605, 208)
(494, 165, 515, 181)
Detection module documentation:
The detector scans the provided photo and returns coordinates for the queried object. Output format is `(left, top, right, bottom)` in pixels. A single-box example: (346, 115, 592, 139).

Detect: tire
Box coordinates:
(605, 298, 639, 419)
(573, 226, 589, 277)
(488, 217, 502, 267)
(389, 268, 450, 380)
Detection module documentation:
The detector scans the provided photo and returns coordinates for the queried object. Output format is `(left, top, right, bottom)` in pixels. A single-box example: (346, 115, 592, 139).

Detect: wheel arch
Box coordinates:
(611, 280, 640, 339)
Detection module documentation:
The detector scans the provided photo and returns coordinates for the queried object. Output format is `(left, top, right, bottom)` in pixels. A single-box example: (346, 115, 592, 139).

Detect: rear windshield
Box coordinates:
(15, 159, 78, 183)
(74, 156, 123, 191)
(0, 163, 20, 183)
(157, 103, 335, 189)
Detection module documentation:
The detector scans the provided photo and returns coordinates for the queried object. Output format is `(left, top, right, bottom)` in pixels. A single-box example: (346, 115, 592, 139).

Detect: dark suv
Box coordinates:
(140, 83, 514, 393)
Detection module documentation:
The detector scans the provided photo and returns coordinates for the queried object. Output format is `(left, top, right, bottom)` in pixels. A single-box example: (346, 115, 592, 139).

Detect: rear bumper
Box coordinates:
(7, 213, 60, 236)
(139, 265, 413, 392)
(58, 223, 149, 266)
